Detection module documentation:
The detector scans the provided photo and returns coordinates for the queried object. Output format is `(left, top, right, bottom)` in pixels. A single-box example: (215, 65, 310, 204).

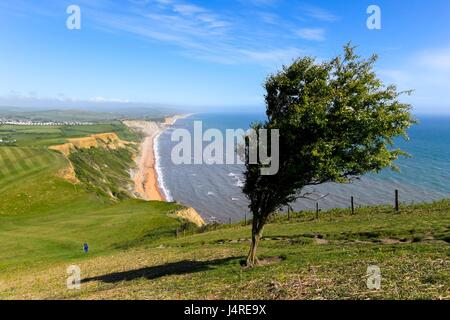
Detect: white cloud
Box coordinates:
(257, 12, 280, 25)
(89, 96, 131, 103)
(3, 0, 312, 67)
(239, 47, 305, 65)
(296, 28, 325, 41)
(80, 0, 310, 66)
(377, 47, 450, 113)
(173, 4, 205, 16)
(417, 47, 450, 70)
(242, 0, 279, 7)
(299, 5, 339, 22)
(0, 91, 131, 104)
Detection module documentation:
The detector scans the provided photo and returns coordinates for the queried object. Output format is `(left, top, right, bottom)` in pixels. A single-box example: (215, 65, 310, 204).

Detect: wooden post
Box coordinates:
(351, 196, 355, 215)
(395, 189, 399, 212)
(287, 206, 291, 222)
(244, 213, 247, 226)
(229, 217, 232, 225)
(316, 203, 319, 220)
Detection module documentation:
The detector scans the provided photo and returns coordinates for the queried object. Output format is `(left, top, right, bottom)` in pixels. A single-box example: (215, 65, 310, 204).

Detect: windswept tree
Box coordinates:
(243, 44, 415, 267)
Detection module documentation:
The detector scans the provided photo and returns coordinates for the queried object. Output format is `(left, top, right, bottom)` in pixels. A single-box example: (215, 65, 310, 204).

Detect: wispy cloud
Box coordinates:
(377, 46, 450, 111)
(4, 0, 317, 67)
(417, 47, 450, 70)
(299, 4, 339, 22)
(241, 0, 279, 7)
(81, 0, 309, 66)
(239, 47, 306, 65)
(296, 28, 325, 41)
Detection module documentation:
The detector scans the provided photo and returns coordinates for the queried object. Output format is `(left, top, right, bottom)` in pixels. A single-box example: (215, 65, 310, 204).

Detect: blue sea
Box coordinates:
(156, 113, 450, 222)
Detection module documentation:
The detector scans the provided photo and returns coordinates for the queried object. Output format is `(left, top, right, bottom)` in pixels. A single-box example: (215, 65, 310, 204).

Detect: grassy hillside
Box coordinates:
(69, 147, 137, 199)
(0, 200, 449, 299)
(0, 107, 178, 123)
(0, 123, 184, 274)
(0, 109, 120, 123)
(0, 123, 448, 300)
(0, 122, 141, 214)
(0, 122, 140, 147)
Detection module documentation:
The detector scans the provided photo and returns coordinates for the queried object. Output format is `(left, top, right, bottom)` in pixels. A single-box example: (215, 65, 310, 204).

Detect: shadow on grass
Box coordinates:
(82, 257, 240, 284)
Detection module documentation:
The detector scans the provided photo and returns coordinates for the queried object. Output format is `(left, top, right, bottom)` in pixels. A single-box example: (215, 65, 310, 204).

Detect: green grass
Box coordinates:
(0, 109, 121, 123)
(0, 123, 448, 300)
(69, 145, 138, 199)
(0, 199, 182, 273)
(0, 107, 175, 123)
(0, 199, 449, 299)
(0, 122, 140, 147)
(0, 123, 184, 274)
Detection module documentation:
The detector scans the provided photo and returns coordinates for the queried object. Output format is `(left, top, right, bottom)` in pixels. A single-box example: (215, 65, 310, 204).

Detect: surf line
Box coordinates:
(154, 129, 172, 202)
(154, 114, 192, 202)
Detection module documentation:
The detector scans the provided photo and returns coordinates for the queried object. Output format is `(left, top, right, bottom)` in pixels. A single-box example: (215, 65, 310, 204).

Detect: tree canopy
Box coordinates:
(243, 44, 415, 266)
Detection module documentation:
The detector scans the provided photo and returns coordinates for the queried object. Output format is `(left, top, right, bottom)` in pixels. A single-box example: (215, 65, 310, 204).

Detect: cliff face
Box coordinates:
(57, 161, 79, 184)
(122, 120, 162, 135)
(49, 133, 133, 156)
(49, 133, 137, 199)
(174, 207, 206, 227)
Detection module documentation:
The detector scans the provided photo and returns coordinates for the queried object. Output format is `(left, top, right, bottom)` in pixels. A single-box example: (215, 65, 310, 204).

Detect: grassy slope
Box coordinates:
(69, 146, 138, 199)
(0, 123, 448, 300)
(0, 122, 140, 147)
(0, 123, 182, 274)
(1, 201, 449, 300)
(0, 109, 121, 123)
(0, 107, 175, 123)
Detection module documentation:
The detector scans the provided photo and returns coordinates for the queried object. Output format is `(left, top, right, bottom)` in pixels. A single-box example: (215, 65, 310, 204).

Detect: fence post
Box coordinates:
(395, 190, 399, 212)
(351, 196, 355, 215)
(316, 203, 319, 220)
(244, 213, 247, 226)
(229, 217, 232, 225)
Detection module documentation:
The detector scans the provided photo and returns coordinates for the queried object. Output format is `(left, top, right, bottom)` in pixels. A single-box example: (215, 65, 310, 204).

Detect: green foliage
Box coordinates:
(69, 146, 137, 200)
(243, 44, 415, 265)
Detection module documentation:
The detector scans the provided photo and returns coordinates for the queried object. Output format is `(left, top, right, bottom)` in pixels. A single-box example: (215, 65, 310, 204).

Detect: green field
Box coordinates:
(0, 123, 185, 276)
(0, 108, 121, 123)
(0, 200, 449, 299)
(0, 122, 140, 147)
(0, 107, 177, 123)
(0, 123, 448, 300)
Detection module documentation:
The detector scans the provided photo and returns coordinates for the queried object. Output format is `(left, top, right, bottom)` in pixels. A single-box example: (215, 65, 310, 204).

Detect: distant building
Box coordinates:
(0, 119, 94, 126)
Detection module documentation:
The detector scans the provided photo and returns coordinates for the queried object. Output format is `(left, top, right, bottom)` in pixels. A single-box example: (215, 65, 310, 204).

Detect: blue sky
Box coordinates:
(0, 0, 450, 113)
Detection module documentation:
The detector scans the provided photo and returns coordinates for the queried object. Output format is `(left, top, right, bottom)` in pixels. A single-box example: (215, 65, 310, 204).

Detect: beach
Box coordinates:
(155, 113, 450, 222)
(124, 115, 190, 201)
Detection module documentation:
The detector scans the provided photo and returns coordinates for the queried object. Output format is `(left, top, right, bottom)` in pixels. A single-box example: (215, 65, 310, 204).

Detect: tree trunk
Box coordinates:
(246, 219, 264, 267)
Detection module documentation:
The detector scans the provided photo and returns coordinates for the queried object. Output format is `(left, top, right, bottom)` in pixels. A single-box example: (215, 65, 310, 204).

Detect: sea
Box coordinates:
(156, 113, 450, 223)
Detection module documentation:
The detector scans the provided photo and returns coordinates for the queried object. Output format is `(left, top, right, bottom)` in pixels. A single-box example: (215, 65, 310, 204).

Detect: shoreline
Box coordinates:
(124, 114, 192, 201)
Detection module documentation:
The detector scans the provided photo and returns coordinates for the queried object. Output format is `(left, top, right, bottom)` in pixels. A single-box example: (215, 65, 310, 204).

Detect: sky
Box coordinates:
(0, 0, 450, 114)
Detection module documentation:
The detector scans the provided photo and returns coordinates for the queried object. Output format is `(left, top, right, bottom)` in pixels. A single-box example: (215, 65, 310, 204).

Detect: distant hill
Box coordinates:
(0, 106, 179, 123)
